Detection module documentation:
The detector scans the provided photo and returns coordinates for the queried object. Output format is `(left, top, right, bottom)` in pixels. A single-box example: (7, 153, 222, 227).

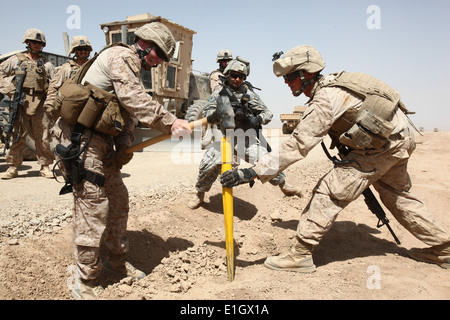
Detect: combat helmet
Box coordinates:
(134, 22, 175, 62)
(22, 28, 46, 46)
(273, 45, 325, 77)
(273, 45, 325, 96)
(216, 49, 233, 62)
(224, 57, 251, 77)
(69, 36, 92, 55)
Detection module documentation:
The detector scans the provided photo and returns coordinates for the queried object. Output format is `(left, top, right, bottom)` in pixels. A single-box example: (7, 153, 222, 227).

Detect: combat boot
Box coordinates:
(279, 182, 303, 198)
(1, 166, 18, 180)
(409, 243, 450, 269)
(40, 165, 53, 179)
(188, 191, 205, 209)
(71, 278, 104, 300)
(103, 253, 146, 280)
(264, 237, 316, 273)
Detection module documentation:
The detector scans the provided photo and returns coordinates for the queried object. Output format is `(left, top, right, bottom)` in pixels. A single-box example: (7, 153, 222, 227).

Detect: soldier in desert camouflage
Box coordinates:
(209, 49, 233, 93)
(52, 22, 191, 299)
(221, 45, 450, 272)
(44, 36, 93, 121)
(0, 28, 55, 179)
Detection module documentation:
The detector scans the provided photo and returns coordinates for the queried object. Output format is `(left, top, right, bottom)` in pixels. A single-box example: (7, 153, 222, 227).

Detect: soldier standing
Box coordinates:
(188, 58, 302, 209)
(209, 49, 233, 93)
(221, 45, 450, 272)
(0, 29, 55, 179)
(44, 36, 93, 121)
(51, 22, 192, 299)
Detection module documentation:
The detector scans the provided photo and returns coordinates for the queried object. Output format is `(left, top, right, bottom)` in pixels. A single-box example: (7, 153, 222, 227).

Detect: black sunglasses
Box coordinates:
(230, 72, 246, 80)
(154, 46, 167, 61)
(29, 40, 44, 45)
(283, 71, 300, 82)
(76, 47, 91, 51)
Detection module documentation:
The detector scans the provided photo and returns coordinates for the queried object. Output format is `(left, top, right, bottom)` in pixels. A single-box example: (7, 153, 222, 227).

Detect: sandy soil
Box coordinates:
(0, 130, 449, 303)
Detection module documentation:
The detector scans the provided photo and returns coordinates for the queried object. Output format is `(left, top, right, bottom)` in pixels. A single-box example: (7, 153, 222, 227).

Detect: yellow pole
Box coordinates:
(221, 135, 234, 281)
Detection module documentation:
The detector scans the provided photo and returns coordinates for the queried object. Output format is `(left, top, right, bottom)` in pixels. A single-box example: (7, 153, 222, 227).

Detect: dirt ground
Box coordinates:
(0, 130, 449, 302)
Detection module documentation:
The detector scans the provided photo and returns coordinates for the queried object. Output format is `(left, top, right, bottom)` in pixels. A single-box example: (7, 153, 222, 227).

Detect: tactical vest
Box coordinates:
(55, 43, 131, 136)
(14, 53, 49, 93)
(320, 71, 403, 150)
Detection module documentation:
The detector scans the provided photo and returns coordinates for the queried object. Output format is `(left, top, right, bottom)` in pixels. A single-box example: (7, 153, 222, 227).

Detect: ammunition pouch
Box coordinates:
(56, 81, 125, 136)
(15, 54, 49, 93)
(323, 72, 401, 151)
(54, 43, 130, 137)
(338, 109, 394, 150)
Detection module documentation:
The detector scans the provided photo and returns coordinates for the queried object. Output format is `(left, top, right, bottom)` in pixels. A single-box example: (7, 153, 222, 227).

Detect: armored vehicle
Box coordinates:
(280, 106, 307, 134)
(100, 13, 212, 147)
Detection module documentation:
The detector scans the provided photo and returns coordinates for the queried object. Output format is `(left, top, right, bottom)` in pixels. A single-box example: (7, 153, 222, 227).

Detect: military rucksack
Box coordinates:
(321, 71, 409, 150)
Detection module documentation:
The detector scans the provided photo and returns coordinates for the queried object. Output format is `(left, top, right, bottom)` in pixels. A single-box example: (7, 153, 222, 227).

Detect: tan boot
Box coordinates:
(264, 238, 316, 273)
(40, 165, 53, 179)
(188, 191, 205, 209)
(71, 278, 104, 300)
(409, 243, 450, 269)
(1, 166, 18, 180)
(279, 182, 303, 198)
(103, 253, 146, 280)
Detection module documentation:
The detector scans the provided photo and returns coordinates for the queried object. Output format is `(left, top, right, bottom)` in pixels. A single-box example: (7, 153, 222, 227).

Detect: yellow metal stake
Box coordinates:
(221, 135, 234, 281)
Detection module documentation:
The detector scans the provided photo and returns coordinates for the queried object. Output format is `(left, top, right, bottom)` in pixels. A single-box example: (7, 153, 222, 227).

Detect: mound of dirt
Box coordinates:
(1, 131, 449, 302)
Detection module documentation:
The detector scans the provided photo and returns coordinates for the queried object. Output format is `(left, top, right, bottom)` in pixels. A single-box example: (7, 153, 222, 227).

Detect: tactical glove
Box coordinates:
(220, 168, 257, 189)
(249, 115, 262, 128)
(113, 144, 133, 168)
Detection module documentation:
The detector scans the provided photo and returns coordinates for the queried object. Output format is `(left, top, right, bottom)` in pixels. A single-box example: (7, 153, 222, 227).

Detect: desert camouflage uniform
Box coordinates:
(195, 85, 286, 193)
(0, 54, 55, 168)
(209, 70, 224, 93)
(44, 60, 82, 119)
(52, 45, 177, 280)
(253, 73, 450, 247)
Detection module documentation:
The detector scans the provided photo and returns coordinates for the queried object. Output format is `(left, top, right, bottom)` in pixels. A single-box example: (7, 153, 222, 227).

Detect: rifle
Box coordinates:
(320, 141, 401, 244)
(2, 66, 27, 154)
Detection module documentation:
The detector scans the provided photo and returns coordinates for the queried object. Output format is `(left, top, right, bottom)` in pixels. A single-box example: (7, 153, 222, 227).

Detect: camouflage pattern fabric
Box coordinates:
(253, 74, 450, 247)
(0, 54, 55, 167)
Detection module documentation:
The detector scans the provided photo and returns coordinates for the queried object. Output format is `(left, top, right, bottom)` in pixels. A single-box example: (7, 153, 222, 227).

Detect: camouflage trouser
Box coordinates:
(52, 119, 129, 280)
(297, 130, 450, 247)
(195, 138, 286, 193)
(6, 101, 54, 167)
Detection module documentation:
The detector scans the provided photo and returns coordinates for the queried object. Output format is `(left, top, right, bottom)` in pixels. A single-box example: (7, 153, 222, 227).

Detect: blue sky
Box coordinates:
(2, 0, 449, 130)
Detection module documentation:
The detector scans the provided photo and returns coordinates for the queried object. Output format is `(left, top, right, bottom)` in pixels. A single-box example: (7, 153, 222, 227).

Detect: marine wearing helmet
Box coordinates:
(134, 22, 176, 67)
(22, 28, 46, 54)
(273, 45, 326, 96)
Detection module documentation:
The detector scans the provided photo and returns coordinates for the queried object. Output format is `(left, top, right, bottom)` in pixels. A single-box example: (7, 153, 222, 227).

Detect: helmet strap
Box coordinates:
(26, 44, 42, 55)
(134, 43, 153, 71)
(292, 70, 321, 97)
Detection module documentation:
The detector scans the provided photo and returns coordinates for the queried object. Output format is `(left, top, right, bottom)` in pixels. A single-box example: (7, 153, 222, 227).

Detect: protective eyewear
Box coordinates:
(29, 40, 44, 45)
(154, 46, 167, 61)
(76, 47, 91, 52)
(283, 71, 300, 82)
(230, 72, 246, 80)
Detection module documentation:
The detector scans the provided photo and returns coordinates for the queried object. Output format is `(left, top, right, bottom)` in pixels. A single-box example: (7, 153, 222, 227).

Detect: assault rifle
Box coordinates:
(320, 141, 401, 244)
(217, 76, 271, 152)
(2, 66, 27, 154)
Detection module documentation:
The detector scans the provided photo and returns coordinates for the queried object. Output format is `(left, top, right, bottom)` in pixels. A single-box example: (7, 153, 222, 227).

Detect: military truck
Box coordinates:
(100, 13, 212, 147)
(280, 106, 307, 134)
